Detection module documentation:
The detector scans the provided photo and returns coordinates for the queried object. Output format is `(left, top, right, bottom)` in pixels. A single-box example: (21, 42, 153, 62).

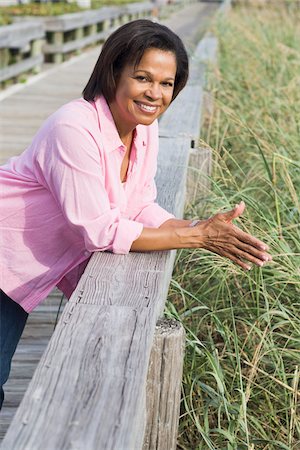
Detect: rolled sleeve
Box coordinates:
(112, 219, 143, 254)
(134, 203, 175, 228)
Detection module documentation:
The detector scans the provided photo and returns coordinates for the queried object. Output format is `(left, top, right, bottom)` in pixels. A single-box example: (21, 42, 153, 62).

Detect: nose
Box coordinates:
(145, 83, 162, 100)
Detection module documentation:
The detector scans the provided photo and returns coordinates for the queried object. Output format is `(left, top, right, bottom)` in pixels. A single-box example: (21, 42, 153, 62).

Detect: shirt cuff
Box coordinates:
(134, 203, 175, 228)
(112, 218, 144, 254)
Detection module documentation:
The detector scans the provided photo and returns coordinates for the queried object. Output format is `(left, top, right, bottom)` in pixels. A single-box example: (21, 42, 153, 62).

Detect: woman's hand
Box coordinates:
(131, 202, 272, 270)
(190, 201, 272, 270)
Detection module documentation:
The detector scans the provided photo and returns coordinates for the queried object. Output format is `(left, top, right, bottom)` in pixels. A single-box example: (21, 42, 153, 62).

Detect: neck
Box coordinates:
(108, 101, 136, 146)
(121, 131, 134, 150)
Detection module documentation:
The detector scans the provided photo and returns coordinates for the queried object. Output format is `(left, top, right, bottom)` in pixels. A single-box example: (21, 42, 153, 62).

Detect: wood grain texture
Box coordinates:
(2, 304, 155, 450)
(143, 319, 185, 450)
(0, 290, 66, 441)
(158, 84, 204, 145)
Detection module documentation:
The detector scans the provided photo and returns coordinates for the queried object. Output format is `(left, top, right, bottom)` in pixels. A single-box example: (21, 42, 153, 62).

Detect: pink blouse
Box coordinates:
(0, 96, 174, 312)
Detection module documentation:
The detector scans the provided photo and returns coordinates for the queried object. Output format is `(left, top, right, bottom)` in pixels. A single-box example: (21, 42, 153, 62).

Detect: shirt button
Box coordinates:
(84, 251, 90, 257)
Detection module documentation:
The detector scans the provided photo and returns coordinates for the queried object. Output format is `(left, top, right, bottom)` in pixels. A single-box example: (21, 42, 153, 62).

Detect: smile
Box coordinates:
(135, 102, 159, 113)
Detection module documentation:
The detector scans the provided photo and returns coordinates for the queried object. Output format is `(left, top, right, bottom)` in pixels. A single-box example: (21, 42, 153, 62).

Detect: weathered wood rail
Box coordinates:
(0, 0, 192, 86)
(0, 29, 219, 450)
(0, 0, 187, 84)
(0, 21, 44, 83)
(41, 2, 156, 63)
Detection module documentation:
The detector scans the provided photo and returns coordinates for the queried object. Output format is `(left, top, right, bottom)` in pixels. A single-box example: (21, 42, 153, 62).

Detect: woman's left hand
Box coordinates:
(191, 201, 272, 270)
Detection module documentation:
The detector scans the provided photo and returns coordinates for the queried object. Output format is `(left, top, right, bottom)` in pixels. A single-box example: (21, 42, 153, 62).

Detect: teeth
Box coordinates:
(137, 103, 157, 112)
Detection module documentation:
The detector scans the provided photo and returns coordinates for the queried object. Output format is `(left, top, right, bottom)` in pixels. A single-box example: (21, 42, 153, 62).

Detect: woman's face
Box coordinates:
(109, 48, 177, 136)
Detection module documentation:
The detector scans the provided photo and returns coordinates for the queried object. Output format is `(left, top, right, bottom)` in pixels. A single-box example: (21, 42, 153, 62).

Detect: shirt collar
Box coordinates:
(94, 95, 147, 153)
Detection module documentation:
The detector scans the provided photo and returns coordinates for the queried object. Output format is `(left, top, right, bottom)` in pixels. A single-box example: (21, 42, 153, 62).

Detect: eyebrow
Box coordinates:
(133, 69, 175, 81)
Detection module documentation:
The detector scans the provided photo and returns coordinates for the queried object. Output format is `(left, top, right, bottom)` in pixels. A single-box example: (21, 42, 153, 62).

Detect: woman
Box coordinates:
(0, 19, 271, 409)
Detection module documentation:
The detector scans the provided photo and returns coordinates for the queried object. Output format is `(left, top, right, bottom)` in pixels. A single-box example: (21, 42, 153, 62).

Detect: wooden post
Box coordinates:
(52, 31, 64, 63)
(89, 24, 97, 36)
(102, 18, 111, 31)
(143, 318, 185, 450)
(74, 27, 84, 55)
(31, 38, 44, 73)
(0, 48, 10, 69)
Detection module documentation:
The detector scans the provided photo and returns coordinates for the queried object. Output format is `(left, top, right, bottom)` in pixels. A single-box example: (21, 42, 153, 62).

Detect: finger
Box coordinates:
(228, 244, 269, 267)
(234, 239, 272, 263)
(233, 225, 270, 251)
(213, 247, 251, 271)
(217, 201, 246, 223)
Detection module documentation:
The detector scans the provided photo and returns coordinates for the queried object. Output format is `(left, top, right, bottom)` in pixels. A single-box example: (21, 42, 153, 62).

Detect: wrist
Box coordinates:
(189, 219, 201, 227)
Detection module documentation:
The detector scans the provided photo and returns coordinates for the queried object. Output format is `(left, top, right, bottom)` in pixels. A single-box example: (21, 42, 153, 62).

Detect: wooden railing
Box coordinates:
(0, 21, 44, 83)
(1, 31, 218, 450)
(41, 2, 156, 63)
(0, 0, 187, 83)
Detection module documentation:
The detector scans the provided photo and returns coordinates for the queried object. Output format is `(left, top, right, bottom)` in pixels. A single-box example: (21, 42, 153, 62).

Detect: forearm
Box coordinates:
(158, 218, 194, 228)
(130, 224, 202, 252)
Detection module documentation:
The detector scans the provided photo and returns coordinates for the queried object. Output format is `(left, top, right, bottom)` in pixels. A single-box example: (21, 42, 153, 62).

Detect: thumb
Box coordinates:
(221, 201, 245, 222)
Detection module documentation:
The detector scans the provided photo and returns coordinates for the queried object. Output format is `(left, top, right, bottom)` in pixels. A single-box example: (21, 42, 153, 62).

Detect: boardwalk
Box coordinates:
(0, 1, 218, 443)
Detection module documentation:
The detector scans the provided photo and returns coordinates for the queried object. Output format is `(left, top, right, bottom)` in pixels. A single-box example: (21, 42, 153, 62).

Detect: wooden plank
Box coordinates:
(2, 304, 153, 450)
(42, 3, 153, 33)
(0, 291, 66, 440)
(0, 56, 43, 83)
(0, 22, 44, 49)
(43, 7, 121, 32)
(194, 33, 218, 65)
(44, 29, 110, 55)
(159, 83, 204, 145)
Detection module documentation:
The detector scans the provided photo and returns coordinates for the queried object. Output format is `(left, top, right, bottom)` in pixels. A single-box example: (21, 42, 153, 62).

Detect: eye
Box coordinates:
(162, 81, 174, 88)
(135, 75, 149, 82)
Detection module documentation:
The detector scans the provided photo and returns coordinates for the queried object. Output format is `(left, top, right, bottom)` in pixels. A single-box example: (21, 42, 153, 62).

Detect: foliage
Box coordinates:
(0, 2, 83, 17)
(0, 0, 143, 21)
(168, 4, 300, 449)
(0, 14, 12, 25)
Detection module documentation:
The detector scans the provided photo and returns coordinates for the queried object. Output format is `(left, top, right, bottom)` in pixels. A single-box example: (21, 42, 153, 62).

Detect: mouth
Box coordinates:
(134, 101, 160, 114)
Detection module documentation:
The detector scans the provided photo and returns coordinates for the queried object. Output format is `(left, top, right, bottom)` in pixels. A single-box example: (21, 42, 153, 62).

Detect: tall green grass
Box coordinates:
(168, 5, 300, 449)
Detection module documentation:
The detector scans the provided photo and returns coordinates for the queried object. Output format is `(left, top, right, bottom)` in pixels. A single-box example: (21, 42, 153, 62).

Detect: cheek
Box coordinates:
(164, 92, 173, 107)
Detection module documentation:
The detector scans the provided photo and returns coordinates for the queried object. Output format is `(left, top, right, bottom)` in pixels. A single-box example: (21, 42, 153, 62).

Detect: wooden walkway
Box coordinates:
(0, 1, 218, 443)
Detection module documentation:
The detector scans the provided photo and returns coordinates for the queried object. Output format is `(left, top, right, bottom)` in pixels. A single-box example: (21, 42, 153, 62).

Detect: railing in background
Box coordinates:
(41, 2, 155, 63)
(0, 21, 44, 84)
(0, 0, 187, 85)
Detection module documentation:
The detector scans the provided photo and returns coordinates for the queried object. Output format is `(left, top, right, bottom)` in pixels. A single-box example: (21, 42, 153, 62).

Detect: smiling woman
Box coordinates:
(0, 19, 271, 410)
(109, 49, 177, 134)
